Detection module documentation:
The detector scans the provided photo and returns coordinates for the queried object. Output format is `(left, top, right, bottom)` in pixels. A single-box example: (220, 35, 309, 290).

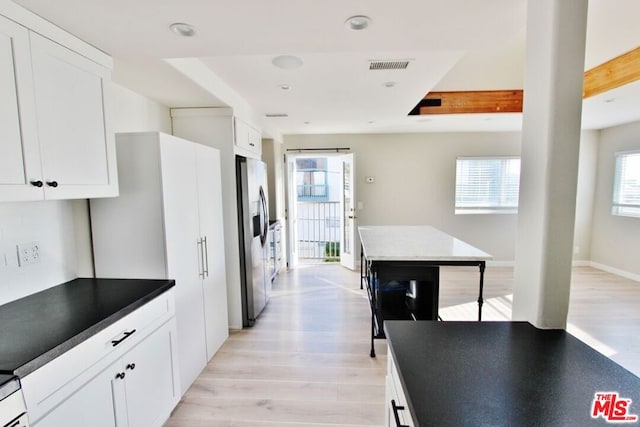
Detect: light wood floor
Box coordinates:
(164, 264, 640, 426)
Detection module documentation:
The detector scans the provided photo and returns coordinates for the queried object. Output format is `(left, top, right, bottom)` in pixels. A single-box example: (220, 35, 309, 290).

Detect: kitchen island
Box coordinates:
(359, 226, 492, 356)
(384, 321, 640, 426)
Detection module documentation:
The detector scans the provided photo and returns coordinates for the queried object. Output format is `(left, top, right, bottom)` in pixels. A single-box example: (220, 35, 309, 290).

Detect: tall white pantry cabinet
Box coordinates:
(90, 132, 228, 394)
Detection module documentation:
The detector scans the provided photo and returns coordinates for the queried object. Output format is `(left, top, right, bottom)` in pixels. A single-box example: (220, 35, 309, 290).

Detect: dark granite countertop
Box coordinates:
(0, 278, 174, 377)
(385, 321, 640, 427)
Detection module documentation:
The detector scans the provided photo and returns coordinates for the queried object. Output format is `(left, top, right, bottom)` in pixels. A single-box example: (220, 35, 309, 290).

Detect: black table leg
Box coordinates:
(477, 262, 485, 321)
(360, 246, 364, 290)
(370, 310, 376, 357)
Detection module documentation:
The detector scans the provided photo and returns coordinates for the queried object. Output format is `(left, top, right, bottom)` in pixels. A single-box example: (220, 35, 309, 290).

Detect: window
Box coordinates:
(296, 158, 328, 201)
(455, 157, 520, 214)
(612, 151, 640, 217)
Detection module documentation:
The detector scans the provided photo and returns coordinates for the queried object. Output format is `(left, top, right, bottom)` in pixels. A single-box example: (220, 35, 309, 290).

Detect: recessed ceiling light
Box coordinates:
(417, 118, 432, 123)
(345, 15, 371, 31)
(272, 55, 303, 70)
(383, 81, 396, 88)
(278, 84, 292, 91)
(604, 98, 616, 103)
(368, 120, 376, 124)
(304, 121, 311, 125)
(169, 23, 196, 37)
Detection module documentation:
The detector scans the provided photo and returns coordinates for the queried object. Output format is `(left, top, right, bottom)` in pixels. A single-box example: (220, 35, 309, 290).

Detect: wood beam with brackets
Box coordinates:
(411, 45, 640, 115)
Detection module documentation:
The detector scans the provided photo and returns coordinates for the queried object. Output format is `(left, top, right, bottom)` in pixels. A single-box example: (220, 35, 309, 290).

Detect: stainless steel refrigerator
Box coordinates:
(236, 156, 271, 327)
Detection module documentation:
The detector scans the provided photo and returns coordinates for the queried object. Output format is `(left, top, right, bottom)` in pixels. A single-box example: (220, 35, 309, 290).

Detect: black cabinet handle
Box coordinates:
(30, 180, 44, 187)
(391, 399, 409, 427)
(126, 363, 136, 370)
(46, 181, 58, 188)
(115, 372, 125, 380)
(111, 329, 136, 347)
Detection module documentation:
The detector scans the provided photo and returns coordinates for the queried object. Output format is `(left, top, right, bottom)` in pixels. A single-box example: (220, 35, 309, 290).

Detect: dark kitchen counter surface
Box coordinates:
(384, 321, 640, 427)
(0, 278, 174, 377)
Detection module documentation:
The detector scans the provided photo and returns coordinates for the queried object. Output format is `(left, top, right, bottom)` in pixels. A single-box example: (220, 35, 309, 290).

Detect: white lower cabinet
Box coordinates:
(116, 319, 178, 427)
(23, 290, 180, 427)
(35, 319, 178, 427)
(35, 364, 118, 427)
(386, 351, 415, 427)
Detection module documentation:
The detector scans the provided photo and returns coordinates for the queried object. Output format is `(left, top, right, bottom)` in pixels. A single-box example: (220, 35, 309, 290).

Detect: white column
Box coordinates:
(512, 0, 589, 328)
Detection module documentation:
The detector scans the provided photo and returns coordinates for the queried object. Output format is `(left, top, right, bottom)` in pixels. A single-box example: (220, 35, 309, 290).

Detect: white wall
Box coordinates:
(591, 120, 640, 278)
(574, 130, 599, 262)
(283, 130, 599, 265)
(0, 83, 171, 305)
(284, 132, 522, 262)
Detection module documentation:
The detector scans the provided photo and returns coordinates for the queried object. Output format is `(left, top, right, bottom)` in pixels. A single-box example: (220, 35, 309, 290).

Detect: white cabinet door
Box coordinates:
(0, 15, 42, 201)
(159, 137, 208, 393)
(34, 366, 118, 427)
(195, 144, 229, 360)
(386, 351, 415, 427)
(30, 32, 117, 199)
(123, 321, 180, 427)
(233, 117, 261, 156)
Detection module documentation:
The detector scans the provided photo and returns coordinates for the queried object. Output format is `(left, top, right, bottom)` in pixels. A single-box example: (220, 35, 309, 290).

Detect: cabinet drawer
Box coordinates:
(22, 290, 175, 423)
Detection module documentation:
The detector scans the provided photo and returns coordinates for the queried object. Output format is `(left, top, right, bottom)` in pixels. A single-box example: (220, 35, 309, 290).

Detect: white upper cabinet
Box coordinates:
(0, 14, 42, 201)
(234, 116, 262, 157)
(0, 6, 117, 202)
(30, 33, 117, 199)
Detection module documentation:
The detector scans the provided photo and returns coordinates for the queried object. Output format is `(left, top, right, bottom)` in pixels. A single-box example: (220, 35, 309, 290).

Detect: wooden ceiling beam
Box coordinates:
(583, 46, 640, 99)
(414, 90, 523, 115)
(413, 45, 640, 115)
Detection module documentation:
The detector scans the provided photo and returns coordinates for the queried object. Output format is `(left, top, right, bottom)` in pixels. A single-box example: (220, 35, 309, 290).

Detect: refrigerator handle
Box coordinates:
(197, 238, 205, 278)
(203, 236, 209, 277)
(259, 185, 269, 246)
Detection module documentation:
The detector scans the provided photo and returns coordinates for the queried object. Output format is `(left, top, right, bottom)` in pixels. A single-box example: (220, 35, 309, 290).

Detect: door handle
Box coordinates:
(203, 236, 209, 278)
(197, 238, 205, 278)
(391, 400, 409, 427)
(348, 215, 358, 219)
(111, 329, 136, 347)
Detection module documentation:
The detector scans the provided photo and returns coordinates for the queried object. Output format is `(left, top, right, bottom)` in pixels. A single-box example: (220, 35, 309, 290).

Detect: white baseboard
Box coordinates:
(572, 260, 591, 267)
(487, 261, 514, 268)
(590, 261, 640, 283)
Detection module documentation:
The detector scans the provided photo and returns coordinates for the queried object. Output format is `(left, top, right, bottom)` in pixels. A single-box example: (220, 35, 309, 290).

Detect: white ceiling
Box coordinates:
(11, 0, 640, 136)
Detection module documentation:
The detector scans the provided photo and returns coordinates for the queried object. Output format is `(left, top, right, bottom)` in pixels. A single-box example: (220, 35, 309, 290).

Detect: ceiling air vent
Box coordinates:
(265, 113, 289, 118)
(369, 60, 410, 70)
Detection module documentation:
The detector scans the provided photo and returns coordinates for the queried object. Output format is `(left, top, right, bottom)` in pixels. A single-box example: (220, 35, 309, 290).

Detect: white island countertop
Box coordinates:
(358, 225, 492, 261)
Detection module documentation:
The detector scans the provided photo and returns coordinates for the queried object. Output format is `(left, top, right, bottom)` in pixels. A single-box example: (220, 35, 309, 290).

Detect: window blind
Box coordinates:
(455, 157, 520, 214)
(612, 151, 640, 217)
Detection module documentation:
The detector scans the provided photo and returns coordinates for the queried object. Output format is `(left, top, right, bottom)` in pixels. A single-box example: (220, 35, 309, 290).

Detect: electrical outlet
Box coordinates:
(17, 241, 40, 266)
